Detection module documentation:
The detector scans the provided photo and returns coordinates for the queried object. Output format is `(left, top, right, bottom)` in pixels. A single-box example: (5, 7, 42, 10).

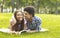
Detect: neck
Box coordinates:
(17, 20, 21, 23)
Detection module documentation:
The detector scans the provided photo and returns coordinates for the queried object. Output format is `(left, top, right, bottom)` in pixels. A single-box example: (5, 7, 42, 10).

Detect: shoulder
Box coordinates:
(34, 16, 42, 21)
(10, 16, 16, 25)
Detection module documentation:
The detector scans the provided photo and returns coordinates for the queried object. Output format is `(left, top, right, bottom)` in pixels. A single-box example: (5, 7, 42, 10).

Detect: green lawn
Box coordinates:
(0, 13, 60, 38)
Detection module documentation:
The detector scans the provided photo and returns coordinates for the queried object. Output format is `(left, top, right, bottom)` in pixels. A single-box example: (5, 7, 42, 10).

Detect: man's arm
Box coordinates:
(36, 18, 42, 32)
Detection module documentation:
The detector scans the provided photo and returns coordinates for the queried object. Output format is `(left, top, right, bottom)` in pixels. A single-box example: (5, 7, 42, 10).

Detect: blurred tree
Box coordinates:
(0, 0, 60, 14)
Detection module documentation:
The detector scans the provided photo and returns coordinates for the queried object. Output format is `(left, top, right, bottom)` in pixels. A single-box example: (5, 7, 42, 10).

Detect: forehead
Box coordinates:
(17, 12, 22, 14)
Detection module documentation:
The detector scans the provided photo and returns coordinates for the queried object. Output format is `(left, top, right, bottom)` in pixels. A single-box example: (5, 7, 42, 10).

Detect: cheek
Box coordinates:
(28, 15, 31, 18)
(16, 16, 23, 20)
(26, 15, 31, 19)
(16, 16, 19, 20)
(24, 14, 31, 19)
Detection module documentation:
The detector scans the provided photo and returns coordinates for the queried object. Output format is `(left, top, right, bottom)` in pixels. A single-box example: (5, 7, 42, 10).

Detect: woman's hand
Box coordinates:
(10, 31, 21, 35)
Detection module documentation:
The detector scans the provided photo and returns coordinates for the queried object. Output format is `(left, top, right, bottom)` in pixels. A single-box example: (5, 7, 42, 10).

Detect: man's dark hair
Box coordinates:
(24, 6, 35, 17)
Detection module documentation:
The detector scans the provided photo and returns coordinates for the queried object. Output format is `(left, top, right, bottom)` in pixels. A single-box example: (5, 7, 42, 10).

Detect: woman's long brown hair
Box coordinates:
(12, 10, 24, 31)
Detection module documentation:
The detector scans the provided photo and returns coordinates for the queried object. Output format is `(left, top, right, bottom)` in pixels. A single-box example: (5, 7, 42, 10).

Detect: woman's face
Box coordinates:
(16, 12, 23, 21)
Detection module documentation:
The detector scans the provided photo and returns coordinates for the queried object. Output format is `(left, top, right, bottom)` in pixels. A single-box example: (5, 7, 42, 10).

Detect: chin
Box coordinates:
(20, 19, 23, 21)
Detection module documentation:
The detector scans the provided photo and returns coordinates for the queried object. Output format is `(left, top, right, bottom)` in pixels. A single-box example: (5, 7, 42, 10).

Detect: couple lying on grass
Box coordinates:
(0, 6, 48, 34)
(10, 6, 42, 34)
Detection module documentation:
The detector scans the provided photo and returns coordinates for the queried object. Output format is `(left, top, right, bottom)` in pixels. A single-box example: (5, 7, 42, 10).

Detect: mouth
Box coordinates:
(17, 17, 22, 21)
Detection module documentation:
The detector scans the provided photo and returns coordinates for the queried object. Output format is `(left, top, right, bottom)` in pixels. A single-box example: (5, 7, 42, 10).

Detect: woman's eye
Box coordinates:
(17, 14, 21, 16)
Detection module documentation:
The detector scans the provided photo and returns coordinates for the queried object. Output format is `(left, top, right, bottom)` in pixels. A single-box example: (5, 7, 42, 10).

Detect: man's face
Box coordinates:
(24, 11, 32, 20)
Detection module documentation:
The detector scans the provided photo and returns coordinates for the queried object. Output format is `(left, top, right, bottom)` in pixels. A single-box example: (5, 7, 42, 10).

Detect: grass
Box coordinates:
(0, 13, 60, 38)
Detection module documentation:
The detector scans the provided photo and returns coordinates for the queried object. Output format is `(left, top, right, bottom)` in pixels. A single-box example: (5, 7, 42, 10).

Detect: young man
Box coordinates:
(24, 6, 42, 32)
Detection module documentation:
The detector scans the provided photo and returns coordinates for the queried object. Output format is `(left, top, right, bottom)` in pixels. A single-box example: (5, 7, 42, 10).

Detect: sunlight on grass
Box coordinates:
(0, 13, 60, 38)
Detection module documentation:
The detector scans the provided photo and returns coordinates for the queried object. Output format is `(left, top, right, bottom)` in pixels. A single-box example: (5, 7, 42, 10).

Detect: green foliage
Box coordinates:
(0, 0, 60, 7)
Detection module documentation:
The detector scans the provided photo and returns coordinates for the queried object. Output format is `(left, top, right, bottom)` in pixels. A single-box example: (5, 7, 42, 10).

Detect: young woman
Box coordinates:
(10, 10, 24, 34)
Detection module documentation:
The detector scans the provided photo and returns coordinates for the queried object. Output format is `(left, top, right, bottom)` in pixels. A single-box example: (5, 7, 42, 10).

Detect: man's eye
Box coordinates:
(25, 13, 27, 15)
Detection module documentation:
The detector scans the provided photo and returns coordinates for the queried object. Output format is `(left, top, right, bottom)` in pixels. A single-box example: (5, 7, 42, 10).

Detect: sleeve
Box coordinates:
(10, 17, 16, 26)
(36, 18, 42, 32)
